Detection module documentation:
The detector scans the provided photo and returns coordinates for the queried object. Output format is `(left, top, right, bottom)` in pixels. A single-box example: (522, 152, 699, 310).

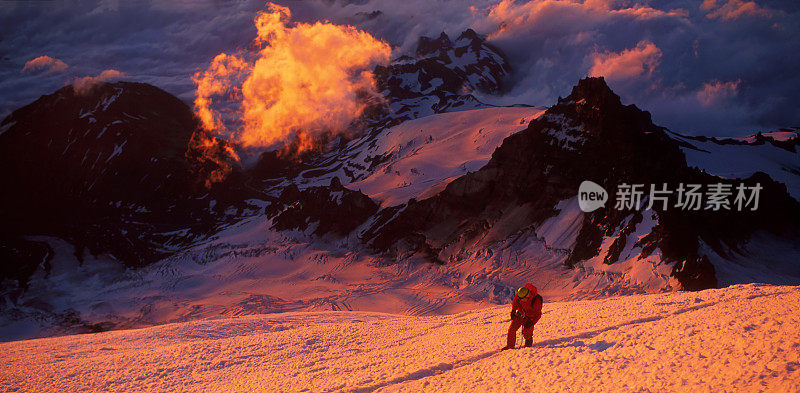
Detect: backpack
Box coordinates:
(523, 294, 543, 328)
(533, 294, 543, 309)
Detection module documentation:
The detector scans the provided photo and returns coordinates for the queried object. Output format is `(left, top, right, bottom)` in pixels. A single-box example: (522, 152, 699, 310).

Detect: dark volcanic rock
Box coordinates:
(268, 177, 379, 236)
(672, 255, 717, 291)
(0, 81, 246, 284)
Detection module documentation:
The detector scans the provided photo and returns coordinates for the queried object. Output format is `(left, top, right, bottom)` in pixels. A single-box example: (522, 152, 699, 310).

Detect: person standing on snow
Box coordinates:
(502, 283, 542, 350)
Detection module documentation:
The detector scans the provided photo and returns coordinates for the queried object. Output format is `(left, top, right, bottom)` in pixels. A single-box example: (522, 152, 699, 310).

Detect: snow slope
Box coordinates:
(2, 284, 797, 392)
(669, 132, 800, 201)
(349, 106, 546, 206)
(282, 106, 546, 206)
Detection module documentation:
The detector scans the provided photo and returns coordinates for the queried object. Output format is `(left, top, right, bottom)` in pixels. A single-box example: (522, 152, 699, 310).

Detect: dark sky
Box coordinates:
(1, 0, 798, 136)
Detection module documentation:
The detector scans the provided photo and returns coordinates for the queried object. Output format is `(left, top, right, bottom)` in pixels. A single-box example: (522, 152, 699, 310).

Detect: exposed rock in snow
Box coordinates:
(268, 177, 379, 236)
(372, 29, 511, 127)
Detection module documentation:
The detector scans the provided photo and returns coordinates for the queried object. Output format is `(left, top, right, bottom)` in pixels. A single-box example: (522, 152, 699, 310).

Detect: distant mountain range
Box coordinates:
(1, 30, 798, 341)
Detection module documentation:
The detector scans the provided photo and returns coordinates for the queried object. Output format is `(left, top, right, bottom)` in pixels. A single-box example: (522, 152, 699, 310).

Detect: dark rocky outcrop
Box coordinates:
(267, 177, 379, 236)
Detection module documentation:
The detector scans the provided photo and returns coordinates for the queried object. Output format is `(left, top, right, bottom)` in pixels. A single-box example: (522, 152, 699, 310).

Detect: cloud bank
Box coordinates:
(701, 0, 774, 20)
(589, 41, 662, 84)
(1, 0, 798, 136)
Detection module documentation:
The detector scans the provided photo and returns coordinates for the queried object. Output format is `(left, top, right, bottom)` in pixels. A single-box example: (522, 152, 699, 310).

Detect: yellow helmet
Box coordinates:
(516, 286, 530, 299)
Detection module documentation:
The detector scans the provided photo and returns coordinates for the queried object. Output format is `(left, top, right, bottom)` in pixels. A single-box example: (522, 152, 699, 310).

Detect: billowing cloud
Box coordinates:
(192, 53, 249, 137)
(589, 41, 662, 83)
(697, 79, 741, 106)
(193, 2, 391, 155)
(72, 69, 125, 95)
(701, 0, 773, 20)
(22, 56, 68, 73)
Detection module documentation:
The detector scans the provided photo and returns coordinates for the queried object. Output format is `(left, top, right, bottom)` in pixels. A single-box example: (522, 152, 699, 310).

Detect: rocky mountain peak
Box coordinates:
(545, 77, 659, 145)
(370, 29, 511, 129)
(456, 28, 481, 42)
(362, 78, 800, 292)
(416, 32, 453, 58)
(560, 77, 622, 109)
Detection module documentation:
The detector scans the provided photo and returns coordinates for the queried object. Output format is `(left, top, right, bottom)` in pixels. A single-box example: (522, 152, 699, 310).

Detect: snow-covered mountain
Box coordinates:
(372, 29, 512, 125)
(0, 82, 257, 284)
(1, 30, 799, 341)
(2, 284, 798, 392)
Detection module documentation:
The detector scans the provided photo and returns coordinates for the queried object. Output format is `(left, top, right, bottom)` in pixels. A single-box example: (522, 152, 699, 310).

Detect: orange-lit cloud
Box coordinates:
(22, 55, 68, 73)
(486, 0, 687, 40)
(697, 79, 741, 106)
(589, 41, 661, 83)
(72, 69, 126, 95)
(193, 53, 250, 135)
(701, 0, 772, 20)
(193, 2, 391, 154)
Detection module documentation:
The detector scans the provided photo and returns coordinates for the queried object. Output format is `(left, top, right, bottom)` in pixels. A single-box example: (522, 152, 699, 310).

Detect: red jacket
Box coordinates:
(512, 283, 542, 323)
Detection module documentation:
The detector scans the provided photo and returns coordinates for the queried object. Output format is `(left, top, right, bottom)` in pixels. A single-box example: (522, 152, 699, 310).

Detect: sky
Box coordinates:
(1, 0, 798, 136)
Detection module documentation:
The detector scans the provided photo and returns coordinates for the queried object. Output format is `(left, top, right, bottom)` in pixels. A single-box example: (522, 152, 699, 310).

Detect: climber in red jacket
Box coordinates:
(502, 283, 542, 350)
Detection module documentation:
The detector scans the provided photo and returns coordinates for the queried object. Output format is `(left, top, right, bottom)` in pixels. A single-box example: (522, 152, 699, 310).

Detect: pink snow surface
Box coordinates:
(1, 284, 798, 392)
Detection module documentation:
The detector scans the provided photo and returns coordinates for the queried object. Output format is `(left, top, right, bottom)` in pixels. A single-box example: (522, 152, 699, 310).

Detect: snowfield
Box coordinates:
(347, 106, 546, 206)
(668, 131, 800, 202)
(2, 284, 798, 392)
